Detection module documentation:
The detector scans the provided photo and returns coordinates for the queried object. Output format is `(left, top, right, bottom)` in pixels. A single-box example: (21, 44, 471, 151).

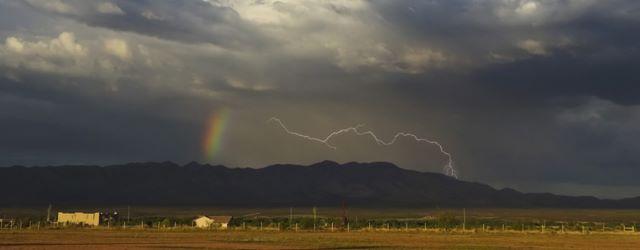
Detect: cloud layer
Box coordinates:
(1, 0, 640, 198)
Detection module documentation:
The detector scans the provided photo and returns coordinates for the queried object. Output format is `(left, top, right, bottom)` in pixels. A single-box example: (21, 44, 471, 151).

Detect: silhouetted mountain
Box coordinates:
(1, 161, 639, 207)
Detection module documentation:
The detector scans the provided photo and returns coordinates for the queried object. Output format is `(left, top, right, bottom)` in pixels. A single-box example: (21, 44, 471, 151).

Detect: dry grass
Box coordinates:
(1, 229, 640, 249)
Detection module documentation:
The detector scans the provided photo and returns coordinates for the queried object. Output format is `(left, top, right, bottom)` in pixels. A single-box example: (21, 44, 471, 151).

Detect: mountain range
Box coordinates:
(1, 161, 639, 208)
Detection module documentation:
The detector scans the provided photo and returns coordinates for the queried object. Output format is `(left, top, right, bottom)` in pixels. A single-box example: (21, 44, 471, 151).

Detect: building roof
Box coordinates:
(195, 215, 232, 223)
(207, 216, 232, 223)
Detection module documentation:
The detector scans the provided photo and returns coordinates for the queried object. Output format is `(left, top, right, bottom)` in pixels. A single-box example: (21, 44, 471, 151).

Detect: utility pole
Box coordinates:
(289, 207, 293, 230)
(463, 208, 466, 231)
(46, 204, 52, 223)
(312, 207, 317, 231)
(341, 201, 348, 229)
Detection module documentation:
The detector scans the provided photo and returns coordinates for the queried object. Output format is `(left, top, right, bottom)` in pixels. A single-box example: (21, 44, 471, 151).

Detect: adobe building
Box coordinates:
(57, 212, 100, 226)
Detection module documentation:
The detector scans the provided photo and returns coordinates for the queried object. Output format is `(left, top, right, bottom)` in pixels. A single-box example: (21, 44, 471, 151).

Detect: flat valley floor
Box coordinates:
(2, 230, 640, 249)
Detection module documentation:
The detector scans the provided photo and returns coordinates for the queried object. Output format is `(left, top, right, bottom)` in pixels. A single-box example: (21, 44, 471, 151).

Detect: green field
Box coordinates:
(2, 207, 640, 230)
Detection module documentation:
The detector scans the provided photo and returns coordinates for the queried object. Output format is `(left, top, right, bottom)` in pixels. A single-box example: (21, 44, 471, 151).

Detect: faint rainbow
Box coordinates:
(202, 109, 230, 161)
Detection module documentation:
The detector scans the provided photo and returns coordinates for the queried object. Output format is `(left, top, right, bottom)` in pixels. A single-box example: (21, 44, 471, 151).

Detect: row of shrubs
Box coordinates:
(3, 214, 637, 231)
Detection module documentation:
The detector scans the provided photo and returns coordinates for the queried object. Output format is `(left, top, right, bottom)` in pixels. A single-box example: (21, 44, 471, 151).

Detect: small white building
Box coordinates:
(194, 215, 232, 229)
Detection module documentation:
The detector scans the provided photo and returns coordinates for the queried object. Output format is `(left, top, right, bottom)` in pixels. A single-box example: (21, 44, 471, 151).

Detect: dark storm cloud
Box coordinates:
(1, 0, 640, 198)
(477, 51, 640, 105)
(354, 0, 640, 193)
(366, 0, 640, 104)
(21, 0, 269, 48)
(0, 70, 205, 164)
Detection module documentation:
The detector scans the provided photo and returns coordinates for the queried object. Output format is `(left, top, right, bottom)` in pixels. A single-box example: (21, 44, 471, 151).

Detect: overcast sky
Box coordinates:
(1, 0, 639, 198)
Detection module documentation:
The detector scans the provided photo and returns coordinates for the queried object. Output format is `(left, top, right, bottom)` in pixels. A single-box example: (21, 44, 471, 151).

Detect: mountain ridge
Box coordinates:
(1, 161, 638, 208)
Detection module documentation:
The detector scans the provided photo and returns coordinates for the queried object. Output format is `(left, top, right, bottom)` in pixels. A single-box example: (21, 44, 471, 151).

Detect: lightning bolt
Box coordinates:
(268, 117, 458, 178)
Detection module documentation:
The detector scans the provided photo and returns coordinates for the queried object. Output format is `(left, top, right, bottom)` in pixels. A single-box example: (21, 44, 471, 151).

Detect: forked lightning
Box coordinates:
(268, 117, 458, 178)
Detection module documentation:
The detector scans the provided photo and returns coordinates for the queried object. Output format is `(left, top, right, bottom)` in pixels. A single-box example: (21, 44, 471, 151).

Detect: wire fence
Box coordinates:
(1, 218, 637, 235)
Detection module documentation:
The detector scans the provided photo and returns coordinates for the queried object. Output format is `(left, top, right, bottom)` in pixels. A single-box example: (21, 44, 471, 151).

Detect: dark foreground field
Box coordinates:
(1, 229, 640, 249)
